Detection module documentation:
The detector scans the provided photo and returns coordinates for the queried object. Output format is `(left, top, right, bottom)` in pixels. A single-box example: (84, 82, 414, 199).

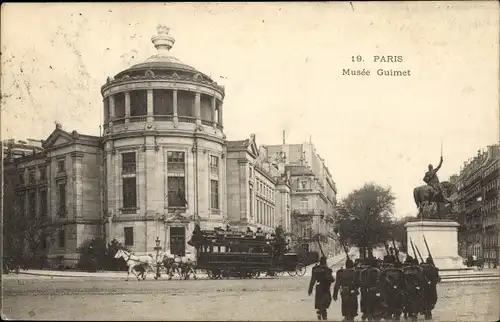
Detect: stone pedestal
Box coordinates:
(405, 220, 467, 270)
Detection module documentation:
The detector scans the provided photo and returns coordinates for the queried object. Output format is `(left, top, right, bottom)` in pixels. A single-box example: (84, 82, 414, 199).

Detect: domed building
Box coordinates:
(2, 25, 301, 268)
(101, 25, 227, 257)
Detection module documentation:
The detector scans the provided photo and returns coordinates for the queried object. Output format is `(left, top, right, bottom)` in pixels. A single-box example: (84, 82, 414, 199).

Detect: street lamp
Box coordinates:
(154, 236, 162, 280)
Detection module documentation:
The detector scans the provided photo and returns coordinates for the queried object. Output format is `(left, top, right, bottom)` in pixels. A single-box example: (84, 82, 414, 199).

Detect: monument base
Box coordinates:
(405, 219, 468, 270)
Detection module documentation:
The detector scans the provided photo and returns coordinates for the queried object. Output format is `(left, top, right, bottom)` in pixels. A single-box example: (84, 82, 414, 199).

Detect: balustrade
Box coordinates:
(103, 90, 224, 130)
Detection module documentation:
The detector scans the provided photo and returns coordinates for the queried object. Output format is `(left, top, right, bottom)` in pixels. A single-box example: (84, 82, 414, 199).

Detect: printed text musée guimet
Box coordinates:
(342, 55, 412, 77)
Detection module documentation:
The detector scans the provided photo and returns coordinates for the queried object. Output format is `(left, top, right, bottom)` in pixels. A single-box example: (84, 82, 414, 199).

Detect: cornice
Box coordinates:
(102, 129, 225, 145)
(101, 74, 225, 98)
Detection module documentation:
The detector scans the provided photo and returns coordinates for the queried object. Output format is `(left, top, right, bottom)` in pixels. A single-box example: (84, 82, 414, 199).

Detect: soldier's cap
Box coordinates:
(319, 256, 327, 265)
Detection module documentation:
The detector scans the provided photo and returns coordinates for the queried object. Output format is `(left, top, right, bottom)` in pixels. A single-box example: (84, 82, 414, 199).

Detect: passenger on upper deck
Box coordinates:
(245, 227, 254, 237)
(255, 227, 265, 240)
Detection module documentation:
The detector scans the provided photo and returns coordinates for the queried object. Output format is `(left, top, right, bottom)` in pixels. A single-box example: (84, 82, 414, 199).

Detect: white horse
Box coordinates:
(114, 249, 155, 281)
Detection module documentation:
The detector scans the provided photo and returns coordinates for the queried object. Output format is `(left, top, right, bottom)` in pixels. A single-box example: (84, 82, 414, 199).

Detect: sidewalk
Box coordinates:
(303, 250, 355, 277)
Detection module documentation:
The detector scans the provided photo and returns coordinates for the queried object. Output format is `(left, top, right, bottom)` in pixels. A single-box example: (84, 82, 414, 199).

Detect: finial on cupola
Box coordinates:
(151, 24, 175, 55)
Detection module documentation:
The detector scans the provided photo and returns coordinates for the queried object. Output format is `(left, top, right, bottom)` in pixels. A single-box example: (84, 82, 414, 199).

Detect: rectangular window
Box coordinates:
(39, 167, 47, 182)
(211, 179, 219, 209)
(167, 151, 185, 171)
(167, 176, 186, 207)
(28, 170, 36, 184)
(210, 155, 219, 173)
(17, 192, 25, 216)
(41, 233, 47, 249)
(249, 188, 253, 215)
(122, 152, 136, 175)
(18, 172, 25, 185)
(300, 199, 308, 211)
(57, 160, 66, 173)
(257, 198, 261, 223)
(124, 227, 134, 246)
(28, 191, 36, 217)
(122, 177, 137, 208)
(58, 183, 67, 216)
(59, 229, 65, 248)
(40, 190, 47, 217)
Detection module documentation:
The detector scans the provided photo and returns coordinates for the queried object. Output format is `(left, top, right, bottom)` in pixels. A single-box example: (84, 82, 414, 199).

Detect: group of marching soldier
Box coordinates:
(308, 239, 440, 321)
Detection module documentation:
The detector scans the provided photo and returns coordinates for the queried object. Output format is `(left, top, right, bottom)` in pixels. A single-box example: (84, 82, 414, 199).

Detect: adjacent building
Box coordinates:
(3, 127, 102, 267)
(456, 144, 500, 267)
(226, 134, 291, 234)
(265, 140, 339, 256)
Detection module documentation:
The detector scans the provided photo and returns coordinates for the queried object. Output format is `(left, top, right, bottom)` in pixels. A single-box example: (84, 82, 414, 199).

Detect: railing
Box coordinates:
(58, 206, 67, 217)
(155, 115, 174, 122)
(130, 116, 147, 123)
(104, 116, 224, 130)
(113, 118, 126, 125)
(178, 116, 196, 123)
(122, 165, 136, 175)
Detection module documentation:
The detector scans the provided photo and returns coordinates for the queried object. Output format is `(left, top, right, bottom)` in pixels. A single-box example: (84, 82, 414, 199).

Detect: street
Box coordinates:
(2, 276, 498, 321)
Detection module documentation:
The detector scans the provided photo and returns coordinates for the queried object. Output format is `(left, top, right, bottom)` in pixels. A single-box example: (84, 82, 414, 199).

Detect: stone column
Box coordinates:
(109, 95, 115, 126)
(71, 152, 84, 220)
(195, 92, 201, 126)
(211, 97, 217, 127)
(125, 92, 131, 124)
(237, 159, 248, 223)
(106, 149, 114, 217)
(173, 90, 178, 126)
(147, 89, 154, 123)
(218, 101, 223, 127)
(115, 151, 121, 212)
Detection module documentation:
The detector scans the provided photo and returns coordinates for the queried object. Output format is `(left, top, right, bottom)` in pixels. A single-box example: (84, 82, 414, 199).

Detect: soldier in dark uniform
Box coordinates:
(383, 247, 396, 264)
(420, 257, 440, 320)
(308, 256, 335, 320)
(404, 254, 416, 266)
(402, 261, 426, 321)
(333, 258, 359, 321)
(380, 259, 405, 320)
(358, 258, 383, 321)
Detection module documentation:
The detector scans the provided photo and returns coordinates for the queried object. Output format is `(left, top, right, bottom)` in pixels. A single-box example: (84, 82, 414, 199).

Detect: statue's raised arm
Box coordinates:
(434, 156, 443, 172)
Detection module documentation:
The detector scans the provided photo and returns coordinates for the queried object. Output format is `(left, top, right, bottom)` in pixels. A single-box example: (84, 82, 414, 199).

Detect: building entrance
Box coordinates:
(170, 226, 186, 256)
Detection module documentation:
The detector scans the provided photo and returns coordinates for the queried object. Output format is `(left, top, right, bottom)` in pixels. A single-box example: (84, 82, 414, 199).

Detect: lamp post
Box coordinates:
(476, 195, 485, 263)
(154, 236, 162, 280)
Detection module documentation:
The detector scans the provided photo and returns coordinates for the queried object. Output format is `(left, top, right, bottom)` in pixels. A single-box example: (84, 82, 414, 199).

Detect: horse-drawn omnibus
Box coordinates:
(189, 226, 306, 279)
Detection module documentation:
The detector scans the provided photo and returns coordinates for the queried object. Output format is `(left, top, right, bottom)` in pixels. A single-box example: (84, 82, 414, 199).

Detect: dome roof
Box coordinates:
(115, 25, 204, 77)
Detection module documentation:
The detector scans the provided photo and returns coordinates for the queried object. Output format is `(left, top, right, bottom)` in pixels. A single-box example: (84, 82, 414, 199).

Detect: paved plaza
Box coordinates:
(3, 275, 498, 321)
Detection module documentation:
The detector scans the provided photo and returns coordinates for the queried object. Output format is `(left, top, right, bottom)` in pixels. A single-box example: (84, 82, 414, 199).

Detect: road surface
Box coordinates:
(3, 275, 498, 321)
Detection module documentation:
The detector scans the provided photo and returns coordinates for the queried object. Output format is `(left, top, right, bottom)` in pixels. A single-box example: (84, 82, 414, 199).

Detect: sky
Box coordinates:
(1, 2, 499, 218)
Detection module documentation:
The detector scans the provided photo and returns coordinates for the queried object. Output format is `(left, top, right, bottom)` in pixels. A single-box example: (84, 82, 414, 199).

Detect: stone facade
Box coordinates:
(2, 26, 340, 267)
(455, 144, 500, 267)
(3, 125, 102, 268)
(265, 142, 338, 256)
(101, 25, 226, 259)
(226, 135, 291, 234)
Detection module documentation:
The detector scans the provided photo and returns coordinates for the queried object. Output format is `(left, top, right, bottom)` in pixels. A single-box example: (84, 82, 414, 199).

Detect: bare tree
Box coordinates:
(4, 213, 56, 265)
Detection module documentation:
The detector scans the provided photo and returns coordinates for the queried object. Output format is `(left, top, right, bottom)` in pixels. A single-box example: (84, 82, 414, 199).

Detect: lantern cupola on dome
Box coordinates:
(101, 25, 225, 136)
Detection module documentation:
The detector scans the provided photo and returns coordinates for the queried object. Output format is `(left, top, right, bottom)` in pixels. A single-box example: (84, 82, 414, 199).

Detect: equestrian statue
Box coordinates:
(413, 155, 453, 219)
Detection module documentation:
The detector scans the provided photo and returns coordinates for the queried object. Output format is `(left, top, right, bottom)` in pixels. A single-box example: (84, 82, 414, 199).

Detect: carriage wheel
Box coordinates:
(277, 271, 285, 277)
(287, 270, 297, 277)
(207, 270, 216, 280)
(295, 263, 306, 276)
